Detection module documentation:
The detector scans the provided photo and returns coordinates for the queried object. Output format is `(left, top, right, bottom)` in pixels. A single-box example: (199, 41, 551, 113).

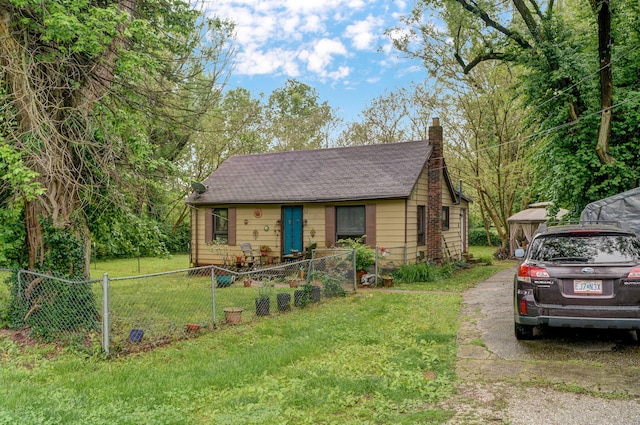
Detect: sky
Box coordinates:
(203, 0, 428, 124)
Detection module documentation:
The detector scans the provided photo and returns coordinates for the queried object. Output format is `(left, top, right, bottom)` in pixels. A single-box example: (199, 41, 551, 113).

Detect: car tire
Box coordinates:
(514, 322, 535, 340)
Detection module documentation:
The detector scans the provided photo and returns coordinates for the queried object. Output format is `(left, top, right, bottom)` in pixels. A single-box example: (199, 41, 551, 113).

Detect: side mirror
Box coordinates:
(514, 248, 525, 259)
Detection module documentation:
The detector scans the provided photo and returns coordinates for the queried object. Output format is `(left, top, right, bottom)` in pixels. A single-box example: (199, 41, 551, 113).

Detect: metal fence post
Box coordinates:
(375, 246, 379, 286)
(211, 267, 217, 326)
(352, 248, 357, 290)
(102, 272, 110, 356)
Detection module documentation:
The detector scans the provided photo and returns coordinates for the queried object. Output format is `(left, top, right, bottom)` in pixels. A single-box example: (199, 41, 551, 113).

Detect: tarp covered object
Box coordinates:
(580, 187, 640, 236)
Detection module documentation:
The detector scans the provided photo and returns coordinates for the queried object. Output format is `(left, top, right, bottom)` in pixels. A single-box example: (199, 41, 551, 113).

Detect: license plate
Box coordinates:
(574, 279, 603, 294)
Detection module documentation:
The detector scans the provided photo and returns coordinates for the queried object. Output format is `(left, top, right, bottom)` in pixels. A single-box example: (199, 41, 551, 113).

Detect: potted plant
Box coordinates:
(294, 283, 312, 308)
(255, 283, 272, 316)
(337, 237, 375, 280)
(223, 307, 243, 325)
(260, 245, 270, 257)
(235, 255, 243, 268)
(277, 292, 291, 312)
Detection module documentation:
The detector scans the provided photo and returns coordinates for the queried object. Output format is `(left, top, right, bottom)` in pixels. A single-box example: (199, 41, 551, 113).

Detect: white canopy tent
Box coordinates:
(507, 202, 569, 256)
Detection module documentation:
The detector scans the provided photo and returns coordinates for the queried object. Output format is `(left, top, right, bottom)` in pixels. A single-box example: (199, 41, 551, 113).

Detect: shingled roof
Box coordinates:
(186, 140, 433, 205)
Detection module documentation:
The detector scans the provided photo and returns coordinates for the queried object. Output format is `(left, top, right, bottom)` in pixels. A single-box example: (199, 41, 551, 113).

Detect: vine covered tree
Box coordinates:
(0, 0, 234, 275)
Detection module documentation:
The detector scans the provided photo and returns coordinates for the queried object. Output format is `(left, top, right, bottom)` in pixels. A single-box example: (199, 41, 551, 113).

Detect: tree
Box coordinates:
(337, 83, 439, 146)
(265, 79, 337, 151)
(442, 63, 536, 248)
(392, 0, 640, 213)
(0, 0, 234, 274)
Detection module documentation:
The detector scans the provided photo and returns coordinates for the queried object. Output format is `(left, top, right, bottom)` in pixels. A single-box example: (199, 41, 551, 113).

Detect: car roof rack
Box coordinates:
(536, 220, 628, 235)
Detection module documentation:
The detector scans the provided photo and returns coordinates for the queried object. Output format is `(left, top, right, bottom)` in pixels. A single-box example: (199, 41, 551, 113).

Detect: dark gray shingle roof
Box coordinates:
(187, 141, 433, 204)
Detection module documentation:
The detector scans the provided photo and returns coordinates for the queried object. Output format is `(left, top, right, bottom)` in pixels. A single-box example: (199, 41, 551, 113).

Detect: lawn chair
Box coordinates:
(240, 242, 261, 267)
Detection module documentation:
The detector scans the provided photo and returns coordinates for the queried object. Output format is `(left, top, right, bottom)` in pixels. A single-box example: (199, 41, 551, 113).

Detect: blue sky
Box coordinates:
(203, 0, 428, 123)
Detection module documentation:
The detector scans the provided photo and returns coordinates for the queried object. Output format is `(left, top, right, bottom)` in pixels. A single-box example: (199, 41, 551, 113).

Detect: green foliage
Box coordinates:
(309, 270, 346, 297)
(394, 262, 454, 284)
(266, 79, 337, 151)
(337, 237, 375, 272)
(0, 205, 26, 267)
(7, 221, 98, 336)
(296, 283, 313, 308)
(469, 227, 501, 246)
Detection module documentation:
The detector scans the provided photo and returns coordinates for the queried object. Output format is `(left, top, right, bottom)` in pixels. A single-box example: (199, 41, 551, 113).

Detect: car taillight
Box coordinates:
(627, 267, 640, 278)
(518, 264, 550, 283)
(519, 298, 528, 315)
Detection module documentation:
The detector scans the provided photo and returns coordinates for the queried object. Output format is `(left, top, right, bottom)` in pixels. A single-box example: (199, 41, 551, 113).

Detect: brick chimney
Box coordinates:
(427, 117, 443, 263)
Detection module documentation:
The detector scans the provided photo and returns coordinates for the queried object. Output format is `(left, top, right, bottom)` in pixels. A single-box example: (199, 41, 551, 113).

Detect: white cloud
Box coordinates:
(204, 0, 399, 81)
(300, 38, 348, 77)
(235, 46, 300, 76)
(344, 15, 384, 50)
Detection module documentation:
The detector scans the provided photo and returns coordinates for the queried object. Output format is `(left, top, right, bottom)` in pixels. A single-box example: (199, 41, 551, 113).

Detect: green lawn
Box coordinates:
(0, 253, 513, 424)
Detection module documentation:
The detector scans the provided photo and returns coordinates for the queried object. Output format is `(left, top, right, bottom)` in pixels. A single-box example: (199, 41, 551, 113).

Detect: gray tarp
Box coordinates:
(580, 187, 640, 236)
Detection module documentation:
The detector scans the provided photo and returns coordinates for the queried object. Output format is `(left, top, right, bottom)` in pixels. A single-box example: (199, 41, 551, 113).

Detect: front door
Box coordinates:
(282, 206, 303, 255)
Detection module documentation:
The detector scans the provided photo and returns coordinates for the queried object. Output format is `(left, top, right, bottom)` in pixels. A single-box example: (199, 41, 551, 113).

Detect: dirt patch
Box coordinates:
(0, 328, 37, 347)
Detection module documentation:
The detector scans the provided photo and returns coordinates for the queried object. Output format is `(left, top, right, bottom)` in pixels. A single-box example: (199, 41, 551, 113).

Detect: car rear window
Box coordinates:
(528, 233, 640, 263)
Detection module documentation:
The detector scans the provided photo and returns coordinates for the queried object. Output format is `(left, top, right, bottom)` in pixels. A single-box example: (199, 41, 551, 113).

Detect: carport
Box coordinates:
(580, 187, 640, 236)
(507, 202, 568, 256)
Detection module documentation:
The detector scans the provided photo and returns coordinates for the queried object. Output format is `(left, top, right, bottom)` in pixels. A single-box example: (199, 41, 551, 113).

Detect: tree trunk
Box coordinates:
(592, 0, 615, 164)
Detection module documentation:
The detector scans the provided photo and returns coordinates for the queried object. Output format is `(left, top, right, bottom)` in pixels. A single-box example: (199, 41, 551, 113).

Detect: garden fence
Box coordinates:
(6, 250, 356, 356)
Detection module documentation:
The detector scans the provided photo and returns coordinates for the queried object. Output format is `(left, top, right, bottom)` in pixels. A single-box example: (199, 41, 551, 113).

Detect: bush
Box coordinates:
(336, 237, 375, 272)
(469, 227, 501, 246)
(7, 223, 98, 337)
(394, 262, 454, 283)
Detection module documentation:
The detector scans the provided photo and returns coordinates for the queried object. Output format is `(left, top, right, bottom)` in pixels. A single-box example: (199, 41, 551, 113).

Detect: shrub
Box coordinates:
(309, 271, 346, 297)
(469, 227, 501, 246)
(336, 237, 375, 272)
(7, 223, 98, 337)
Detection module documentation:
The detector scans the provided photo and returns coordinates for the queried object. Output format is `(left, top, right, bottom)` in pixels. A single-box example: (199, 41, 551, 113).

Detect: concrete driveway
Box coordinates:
(445, 265, 640, 424)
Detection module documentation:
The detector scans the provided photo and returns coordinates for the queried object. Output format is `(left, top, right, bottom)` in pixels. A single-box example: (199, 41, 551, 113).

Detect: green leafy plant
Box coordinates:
(7, 221, 98, 337)
(309, 271, 345, 298)
(295, 283, 313, 308)
(257, 282, 273, 300)
(337, 237, 375, 272)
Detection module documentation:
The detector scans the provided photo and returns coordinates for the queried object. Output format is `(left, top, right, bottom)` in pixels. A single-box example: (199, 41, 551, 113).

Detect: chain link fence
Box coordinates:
(1, 251, 355, 355)
(374, 245, 408, 285)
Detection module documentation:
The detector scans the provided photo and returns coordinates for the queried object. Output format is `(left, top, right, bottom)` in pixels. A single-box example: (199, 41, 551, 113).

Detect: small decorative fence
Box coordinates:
(3, 251, 355, 356)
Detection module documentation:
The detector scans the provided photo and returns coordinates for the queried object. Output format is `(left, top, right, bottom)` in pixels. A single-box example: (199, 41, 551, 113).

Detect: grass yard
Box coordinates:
(0, 251, 516, 424)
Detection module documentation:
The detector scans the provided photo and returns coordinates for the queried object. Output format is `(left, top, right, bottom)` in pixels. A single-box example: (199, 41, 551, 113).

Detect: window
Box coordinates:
(417, 205, 426, 245)
(442, 206, 450, 231)
(336, 206, 365, 241)
(213, 208, 228, 243)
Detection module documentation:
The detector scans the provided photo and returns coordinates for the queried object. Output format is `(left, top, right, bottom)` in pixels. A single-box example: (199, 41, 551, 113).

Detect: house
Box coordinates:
(185, 118, 471, 267)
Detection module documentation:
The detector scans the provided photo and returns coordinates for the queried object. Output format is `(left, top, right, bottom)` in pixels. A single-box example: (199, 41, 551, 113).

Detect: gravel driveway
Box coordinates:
(444, 266, 640, 424)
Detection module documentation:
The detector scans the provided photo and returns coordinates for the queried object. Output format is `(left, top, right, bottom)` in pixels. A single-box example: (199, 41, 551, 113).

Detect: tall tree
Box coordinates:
(265, 79, 336, 151)
(392, 0, 640, 212)
(0, 0, 234, 274)
(442, 63, 536, 249)
(337, 83, 439, 146)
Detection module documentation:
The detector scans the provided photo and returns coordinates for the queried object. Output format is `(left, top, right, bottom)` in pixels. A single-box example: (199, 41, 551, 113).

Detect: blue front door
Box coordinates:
(282, 206, 303, 255)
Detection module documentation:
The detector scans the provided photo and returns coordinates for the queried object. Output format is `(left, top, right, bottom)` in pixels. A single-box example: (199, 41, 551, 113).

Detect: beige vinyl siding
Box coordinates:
(302, 204, 326, 248)
(192, 205, 282, 265)
(405, 165, 429, 262)
(441, 186, 470, 261)
(375, 200, 407, 249)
